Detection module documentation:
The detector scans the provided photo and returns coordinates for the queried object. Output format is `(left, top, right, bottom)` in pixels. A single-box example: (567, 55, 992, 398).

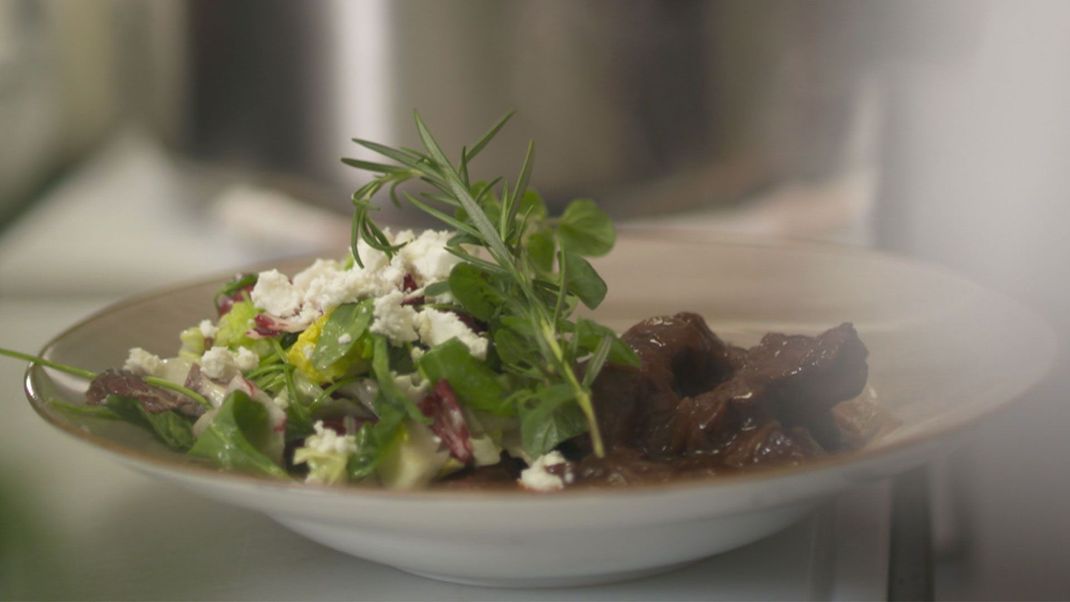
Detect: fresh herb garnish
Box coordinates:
(343, 112, 638, 457)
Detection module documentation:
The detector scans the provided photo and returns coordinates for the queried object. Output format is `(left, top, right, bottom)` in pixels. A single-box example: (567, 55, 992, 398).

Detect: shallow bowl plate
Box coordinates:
(24, 230, 1056, 587)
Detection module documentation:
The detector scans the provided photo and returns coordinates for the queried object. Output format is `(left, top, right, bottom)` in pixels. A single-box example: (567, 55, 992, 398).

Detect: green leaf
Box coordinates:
(492, 326, 537, 369)
(527, 229, 555, 274)
(447, 263, 504, 322)
(557, 199, 615, 257)
(345, 423, 380, 480)
(575, 319, 640, 367)
(562, 251, 608, 309)
(215, 273, 257, 305)
(188, 391, 287, 478)
(371, 336, 429, 424)
(520, 384, 588, 457)
(311, 300, 374, 371)
(418, 339, 512, 415)
(104, 395, 195, 451)
(422, 281, 451, 297)
(519, 189, 548, 220)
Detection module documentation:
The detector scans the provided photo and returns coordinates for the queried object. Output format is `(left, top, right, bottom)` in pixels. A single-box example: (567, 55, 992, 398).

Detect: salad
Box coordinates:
(4, 113, 640, 490)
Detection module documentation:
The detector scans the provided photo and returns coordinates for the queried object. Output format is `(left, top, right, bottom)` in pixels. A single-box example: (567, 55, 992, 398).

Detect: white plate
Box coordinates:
(24, 230, 1056, 587)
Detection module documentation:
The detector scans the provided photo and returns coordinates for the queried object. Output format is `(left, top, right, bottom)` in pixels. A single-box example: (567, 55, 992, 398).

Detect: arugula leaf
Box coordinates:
(561, 251, 608, 309)
(345, 424, 380, 481)
(447, 263, 504, 322)
(311, 300, 374, 371)
(519, 384, 588, 457)
(371, 336, 430, 424)
(418, 339, 512, 415)
(519, 189, 548, 220)
(492, 325, 538, 370)
(557, 199, 615, 257)
(527, 229, 555, 274)
(105, 395, 195, 451)
(188, 391, 288, 478)
(575, 319, 640, 367)
(347, 401, 408, 481)
(422, 280, 451, 297)
(217, 273, 257, 298)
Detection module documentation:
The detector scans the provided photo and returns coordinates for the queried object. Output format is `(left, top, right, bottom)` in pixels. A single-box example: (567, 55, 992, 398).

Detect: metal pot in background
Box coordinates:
(13, 2, 971, 223)
(147, 0, 896, 219)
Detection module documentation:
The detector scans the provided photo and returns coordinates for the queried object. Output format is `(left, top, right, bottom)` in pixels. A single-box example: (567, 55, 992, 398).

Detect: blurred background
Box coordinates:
(1, 0, 1068, 599)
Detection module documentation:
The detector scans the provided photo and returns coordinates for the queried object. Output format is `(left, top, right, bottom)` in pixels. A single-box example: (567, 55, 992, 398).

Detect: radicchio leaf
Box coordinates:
(418, 379, 473, 463)
(86, 369, 205, 418)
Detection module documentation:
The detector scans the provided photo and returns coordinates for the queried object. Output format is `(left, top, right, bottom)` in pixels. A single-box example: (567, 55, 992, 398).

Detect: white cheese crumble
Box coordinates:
(124, 347, 162, 376)
(200, 346, 259, 380)
(416, 308, 488, 359)
(337, 333, 353, 345)
(370, 290, 419, 343)
(249, 229, 463, 336)
(304, 420, 358, 455)
(294, 420, 358, 486)
(198, 319, 218, 338)
(234, 347, 260, 372)
(518, 451, 572, 492)
(251, 269, 302, 317)
(200, 346, 238, 380)
(401, 229, 460, 285)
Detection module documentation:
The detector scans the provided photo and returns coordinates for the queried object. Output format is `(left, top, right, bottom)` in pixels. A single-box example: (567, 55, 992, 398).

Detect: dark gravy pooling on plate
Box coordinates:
(438, 313, 894, 490)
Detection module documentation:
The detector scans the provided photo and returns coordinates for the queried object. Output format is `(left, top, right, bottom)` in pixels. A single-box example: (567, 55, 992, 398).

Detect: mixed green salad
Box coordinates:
(3, 114, 638, 490)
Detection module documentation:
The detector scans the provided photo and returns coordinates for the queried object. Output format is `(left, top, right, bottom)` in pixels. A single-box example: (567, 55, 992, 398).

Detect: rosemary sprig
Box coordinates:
(343, 112, 635, 457)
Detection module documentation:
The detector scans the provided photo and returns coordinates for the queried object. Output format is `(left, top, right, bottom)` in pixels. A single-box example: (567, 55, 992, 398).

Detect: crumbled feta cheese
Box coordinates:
(201, 346, 259, 380)
(291, 258, 342, 293)
(234, 347, 260, 372)
(300, 265, 377, 313)
(337, 333, 353, 345)
(305, 420, 358, 455)
(124, 347, 162, 376)
(251, 269, 302, 316)
(402, 229, 460, 285)
(250, 229, 467, 332)
(198, 319, 218, 338)
(370, 290, 419, 343)
(416, 308, 488, 359)
(294, 420, 358, 486)
(519, 451, 571, 492)
(200, 346, 238, 380)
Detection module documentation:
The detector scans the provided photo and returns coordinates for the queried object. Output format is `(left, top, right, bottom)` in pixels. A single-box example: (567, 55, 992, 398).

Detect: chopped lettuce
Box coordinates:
(215, 300, 259, 349)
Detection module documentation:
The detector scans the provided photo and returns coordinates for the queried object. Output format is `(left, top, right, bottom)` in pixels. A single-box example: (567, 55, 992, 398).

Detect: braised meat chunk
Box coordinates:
(581, 315, 876, 486)
(591, 312, 744, 453)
